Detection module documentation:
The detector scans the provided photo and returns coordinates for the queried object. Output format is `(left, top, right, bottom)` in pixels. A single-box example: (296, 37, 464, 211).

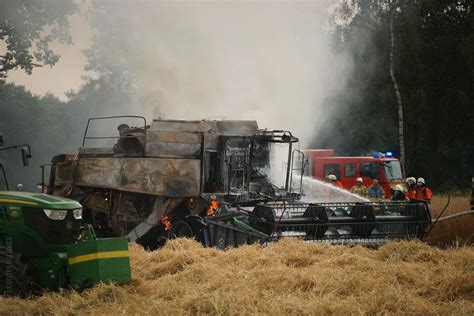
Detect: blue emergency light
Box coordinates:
(373, 151, 393, 158)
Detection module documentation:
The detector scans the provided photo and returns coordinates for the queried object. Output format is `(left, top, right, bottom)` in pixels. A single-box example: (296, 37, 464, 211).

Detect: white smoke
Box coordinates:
(85, 1, 355, 197)
(88, 0, 351, 147)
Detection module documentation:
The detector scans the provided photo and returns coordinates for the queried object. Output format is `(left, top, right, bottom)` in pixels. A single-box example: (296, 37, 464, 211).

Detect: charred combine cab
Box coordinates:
(49, 116, 432, 249)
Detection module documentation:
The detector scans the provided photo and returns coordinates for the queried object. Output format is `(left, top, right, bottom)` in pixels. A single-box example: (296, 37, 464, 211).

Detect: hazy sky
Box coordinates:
(5, 14, 92, 100)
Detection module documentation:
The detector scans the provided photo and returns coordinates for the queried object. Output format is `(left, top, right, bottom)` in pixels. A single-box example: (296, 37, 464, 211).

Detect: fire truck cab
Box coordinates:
(304, 149, 404, 198)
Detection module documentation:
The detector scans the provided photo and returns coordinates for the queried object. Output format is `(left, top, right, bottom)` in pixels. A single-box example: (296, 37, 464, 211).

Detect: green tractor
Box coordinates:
(0, 134, 132, 297)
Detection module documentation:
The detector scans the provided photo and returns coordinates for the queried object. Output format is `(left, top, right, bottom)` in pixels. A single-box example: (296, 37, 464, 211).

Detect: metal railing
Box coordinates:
(81, 115, 147, 147)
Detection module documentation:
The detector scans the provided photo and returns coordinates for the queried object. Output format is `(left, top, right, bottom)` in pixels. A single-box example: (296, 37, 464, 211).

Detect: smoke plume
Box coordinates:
(2, 1, 354, 191)
(87, 0, 351, 146)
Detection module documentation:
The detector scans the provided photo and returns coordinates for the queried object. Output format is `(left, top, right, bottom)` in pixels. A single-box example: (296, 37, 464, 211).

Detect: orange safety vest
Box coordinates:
(407, 187, 417, 199)
(415, 186, 432, 200)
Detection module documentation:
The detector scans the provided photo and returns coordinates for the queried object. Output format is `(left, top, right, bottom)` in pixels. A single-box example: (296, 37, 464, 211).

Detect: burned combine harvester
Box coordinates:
(49, 116, 432, 249)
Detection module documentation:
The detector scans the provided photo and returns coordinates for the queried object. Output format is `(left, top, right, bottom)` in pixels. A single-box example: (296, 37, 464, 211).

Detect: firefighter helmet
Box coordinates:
(417, 177, 425, 185)
(393, 184, 404, 192)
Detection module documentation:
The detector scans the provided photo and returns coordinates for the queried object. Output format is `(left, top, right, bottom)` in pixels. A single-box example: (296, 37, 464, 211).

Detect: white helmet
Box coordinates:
(405, 177, 416, 184)
(393, 184, 404, 192)
(16, 183, 24, 191)
(417, 177, 425, 185)
(356, 177, 363, 183)
(327, 174, 337, 181)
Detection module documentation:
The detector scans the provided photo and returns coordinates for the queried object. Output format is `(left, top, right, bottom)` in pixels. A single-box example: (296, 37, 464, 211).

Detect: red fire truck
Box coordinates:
(304, 149, 404, 198)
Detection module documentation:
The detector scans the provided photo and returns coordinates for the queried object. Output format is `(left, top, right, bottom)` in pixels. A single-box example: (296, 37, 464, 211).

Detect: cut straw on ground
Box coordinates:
(1, 238, 473, 315)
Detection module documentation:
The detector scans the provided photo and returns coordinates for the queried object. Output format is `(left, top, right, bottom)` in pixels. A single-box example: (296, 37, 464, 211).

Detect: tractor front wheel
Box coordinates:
(0, 245, 32, 297)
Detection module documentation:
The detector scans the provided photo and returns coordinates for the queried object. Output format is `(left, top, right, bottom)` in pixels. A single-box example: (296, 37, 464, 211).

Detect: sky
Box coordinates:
(5, 14, 92, 100)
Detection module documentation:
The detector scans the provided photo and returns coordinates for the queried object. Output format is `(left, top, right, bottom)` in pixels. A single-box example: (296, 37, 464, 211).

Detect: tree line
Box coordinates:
(313, 0, 473, 192)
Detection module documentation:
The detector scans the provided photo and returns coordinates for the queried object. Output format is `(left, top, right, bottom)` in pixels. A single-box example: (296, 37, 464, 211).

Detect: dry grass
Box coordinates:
(1, 195, 473, 314)
(426, 195, 474, 244)
(1, 238, 474, 315)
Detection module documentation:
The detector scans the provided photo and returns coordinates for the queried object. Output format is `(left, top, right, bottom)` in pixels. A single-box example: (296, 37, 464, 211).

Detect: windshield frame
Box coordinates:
(223, 131, 300, 199)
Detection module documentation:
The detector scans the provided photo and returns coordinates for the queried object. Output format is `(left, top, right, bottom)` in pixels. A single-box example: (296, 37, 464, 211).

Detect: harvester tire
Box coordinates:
(168, 220, 195, 239)
(0, 245, 32, 298)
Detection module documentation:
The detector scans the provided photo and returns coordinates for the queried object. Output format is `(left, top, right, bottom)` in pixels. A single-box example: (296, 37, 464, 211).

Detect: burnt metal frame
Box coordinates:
(0, 164, 9, 190)
(289, 149, 306, 194)
(0, 144, 31, 152)
(81, 115, 147, 147)
(226, 148, 250, 196)
(257, 131, 299, 191)
(0, 143, 32, 190)
(40, 163, 53, 192)
(224, 131, 300, 199)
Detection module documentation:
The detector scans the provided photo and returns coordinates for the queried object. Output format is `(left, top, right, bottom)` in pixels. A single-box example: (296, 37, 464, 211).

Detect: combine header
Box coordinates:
(251, 201, 430, 245)
(48, 116, 433, 249)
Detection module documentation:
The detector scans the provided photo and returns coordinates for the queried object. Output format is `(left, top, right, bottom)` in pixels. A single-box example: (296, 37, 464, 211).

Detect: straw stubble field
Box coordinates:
(427, 195, 474, 244)
(1, 195, 473, 315)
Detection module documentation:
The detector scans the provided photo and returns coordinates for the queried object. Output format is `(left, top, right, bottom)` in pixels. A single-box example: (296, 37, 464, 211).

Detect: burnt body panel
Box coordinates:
(51, 120, 263, 200)
(74, 157, 201, 197)
(146, 130, 202, 158)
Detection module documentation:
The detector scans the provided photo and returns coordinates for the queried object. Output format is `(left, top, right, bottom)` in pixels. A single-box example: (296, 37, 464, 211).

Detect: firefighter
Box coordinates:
(350, 177, 368, 197)
(405, 177, 417, 199)
(391, 185, 407, 201)
(327, 174, 343, 189)
(368, 179, 385, 200)
(416, 177, 432, 202)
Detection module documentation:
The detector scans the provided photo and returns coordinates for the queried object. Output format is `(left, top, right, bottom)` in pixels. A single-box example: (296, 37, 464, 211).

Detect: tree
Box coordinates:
(82, 1, 135, 93)
(316, 0, 474, 191)
(0, 0, 77, 79)
(389, 3, 406, 175)
(0, 83, 71, 190)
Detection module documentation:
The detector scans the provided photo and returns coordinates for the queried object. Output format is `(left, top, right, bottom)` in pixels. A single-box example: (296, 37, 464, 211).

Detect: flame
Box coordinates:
(207, 200, 219, 217)
(161, 216, 171, 231)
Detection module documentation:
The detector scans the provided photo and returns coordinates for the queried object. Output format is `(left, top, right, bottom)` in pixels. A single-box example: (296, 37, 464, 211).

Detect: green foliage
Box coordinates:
(0, 0, 77, 79)
(0, 83, 69, 190)
(82, 1, 134, 93)
(314, 0, 474, 191)
(0, 79, 134, 190)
